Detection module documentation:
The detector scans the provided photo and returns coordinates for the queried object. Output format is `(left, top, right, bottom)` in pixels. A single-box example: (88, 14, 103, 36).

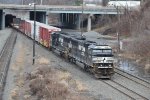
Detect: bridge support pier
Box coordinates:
(30, 11, 47, 24)
(2, 11, 5, 29)
(76, 14, 81, 30)
(87, 14, 92, 32)
(45, 12, 48, 24)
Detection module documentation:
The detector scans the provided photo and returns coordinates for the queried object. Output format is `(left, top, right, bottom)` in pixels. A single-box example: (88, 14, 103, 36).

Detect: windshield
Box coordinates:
(92, 49, 113, 57)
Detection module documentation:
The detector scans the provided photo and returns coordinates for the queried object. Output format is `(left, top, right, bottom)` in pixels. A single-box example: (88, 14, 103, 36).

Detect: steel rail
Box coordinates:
(101, 80, 135, 100)
(115, 68, 150, 89)
(102, 80, 149, 100)
(0, 31, 17, 99)
(111, 80, 149, 100)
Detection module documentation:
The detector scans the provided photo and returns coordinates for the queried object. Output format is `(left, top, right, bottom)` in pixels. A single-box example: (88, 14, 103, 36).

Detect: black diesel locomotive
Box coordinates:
(52, 32, 114, 78)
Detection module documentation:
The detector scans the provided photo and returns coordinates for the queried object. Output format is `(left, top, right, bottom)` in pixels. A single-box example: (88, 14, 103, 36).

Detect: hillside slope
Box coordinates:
(119, 1, 150, 70)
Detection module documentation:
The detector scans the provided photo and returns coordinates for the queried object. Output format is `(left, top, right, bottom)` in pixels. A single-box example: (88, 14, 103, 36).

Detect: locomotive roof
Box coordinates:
(58, 32, 86, 40)
(56, 32, 111, 49)
(25, 20, 61, 32)
(58, 32, 97, 45)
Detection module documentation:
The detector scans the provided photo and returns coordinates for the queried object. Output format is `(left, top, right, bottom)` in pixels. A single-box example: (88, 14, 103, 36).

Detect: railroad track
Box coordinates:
(0, 31, 17, 98)
(102, 80, 149, 100)
(115, 68, 150, 89)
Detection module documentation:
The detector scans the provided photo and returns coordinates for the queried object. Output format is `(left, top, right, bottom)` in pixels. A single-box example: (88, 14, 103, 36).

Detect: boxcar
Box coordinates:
(12, 18, 61, 49)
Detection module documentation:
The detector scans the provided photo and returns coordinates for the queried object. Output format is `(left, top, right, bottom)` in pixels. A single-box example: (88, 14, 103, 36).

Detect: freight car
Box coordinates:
(12, 18, 114, 79)
(12, 19, 61, 48)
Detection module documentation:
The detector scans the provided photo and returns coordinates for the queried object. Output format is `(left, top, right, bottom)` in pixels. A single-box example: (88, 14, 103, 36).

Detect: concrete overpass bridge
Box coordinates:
(0, 4, 125, 31)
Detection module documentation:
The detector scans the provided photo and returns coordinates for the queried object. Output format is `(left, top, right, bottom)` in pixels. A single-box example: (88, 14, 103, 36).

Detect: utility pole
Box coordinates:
(81, 0, 84, 37)
(40, 0, 43, 5)
(33, 2, 36, 65)
(117, 6, 120, 52)
(21, 0, 24, 5)
(29, 1, 36, 65)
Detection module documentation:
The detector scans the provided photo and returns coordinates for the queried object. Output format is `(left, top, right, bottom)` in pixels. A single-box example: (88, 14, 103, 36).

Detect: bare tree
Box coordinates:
(121, 1, 150, 58)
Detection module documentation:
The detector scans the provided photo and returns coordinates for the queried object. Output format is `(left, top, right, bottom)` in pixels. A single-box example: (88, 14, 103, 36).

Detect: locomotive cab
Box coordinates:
(89, 45, 114, 78)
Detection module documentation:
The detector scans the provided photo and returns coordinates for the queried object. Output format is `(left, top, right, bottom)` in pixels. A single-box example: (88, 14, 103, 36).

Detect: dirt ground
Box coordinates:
(2, 32, 95, 100)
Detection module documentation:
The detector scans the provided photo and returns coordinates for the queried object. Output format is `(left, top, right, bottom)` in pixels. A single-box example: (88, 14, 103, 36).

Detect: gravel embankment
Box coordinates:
(0, 28, 12, 53)
(3, 30, 150, 100)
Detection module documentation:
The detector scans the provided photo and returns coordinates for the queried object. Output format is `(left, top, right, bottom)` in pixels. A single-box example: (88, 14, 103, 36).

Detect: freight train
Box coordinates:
(12, 18, 114, 79)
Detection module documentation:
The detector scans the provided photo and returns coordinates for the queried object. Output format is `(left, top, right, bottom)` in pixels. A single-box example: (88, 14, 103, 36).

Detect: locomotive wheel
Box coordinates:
(49, 47, 52, 51)
(69, 58, 73, 63)
(73, 59, 76, 64)
(84, 64, 88, 71)
(60, 52, 62, 57)
(51, 47, 55, 52)
(68, 57, 70, 62)
(94, 73, 101, 79)
(108, 75, 113, 80)
(109, 76, 112, 79)
(60, 52, 63, 57)
(70, 58, 76, 64)
(68, 56, 71, 62)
